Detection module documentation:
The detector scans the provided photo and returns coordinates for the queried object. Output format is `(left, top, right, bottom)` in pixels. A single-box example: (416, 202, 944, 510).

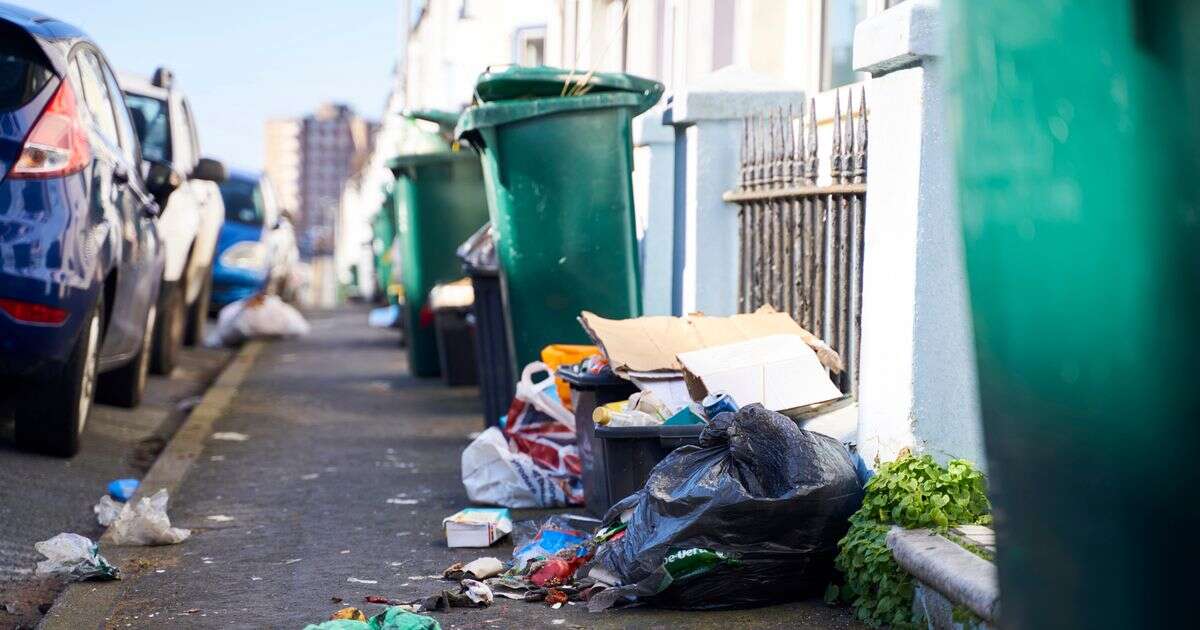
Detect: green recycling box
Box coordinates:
(388, 111, 490, 378)
(456, 66, 663, 372)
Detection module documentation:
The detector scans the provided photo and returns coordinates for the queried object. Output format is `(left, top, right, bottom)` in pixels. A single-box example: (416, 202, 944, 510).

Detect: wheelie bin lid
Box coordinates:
(456, 66, 664, 139)
(385, 147, 474, 174)
(472, 66, 663, 104)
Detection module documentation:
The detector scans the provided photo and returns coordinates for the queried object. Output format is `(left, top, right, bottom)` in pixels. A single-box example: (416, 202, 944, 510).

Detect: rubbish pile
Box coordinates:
(448, 406, 861, 615)
(207, 293, 310, 347)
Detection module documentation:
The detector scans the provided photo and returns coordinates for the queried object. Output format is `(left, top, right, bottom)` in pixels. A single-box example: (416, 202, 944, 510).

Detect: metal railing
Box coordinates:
(724, 89, 867, 395)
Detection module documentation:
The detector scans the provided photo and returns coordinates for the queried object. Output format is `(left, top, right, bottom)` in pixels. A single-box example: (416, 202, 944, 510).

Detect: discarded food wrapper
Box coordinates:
(677, 334, 842, 412)
(107, 478, 139, 502)
(462, 579, 494, 606)
(34, 533, 120, 581)
(107, 489, 191, 546)
(511, 516, 590, 572)
(443, 557, 503, 581)
(418, 580, 494, 612)
(442, 508, 512, 548)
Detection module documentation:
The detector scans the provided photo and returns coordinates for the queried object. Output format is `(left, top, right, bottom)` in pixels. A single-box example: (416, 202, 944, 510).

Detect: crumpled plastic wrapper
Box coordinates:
(105, 489, 191, 546)
(34, 533, 120, 581)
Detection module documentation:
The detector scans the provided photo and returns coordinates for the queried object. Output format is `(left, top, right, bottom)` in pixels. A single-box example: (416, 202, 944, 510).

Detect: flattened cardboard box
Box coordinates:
(579, 306, 842, 375)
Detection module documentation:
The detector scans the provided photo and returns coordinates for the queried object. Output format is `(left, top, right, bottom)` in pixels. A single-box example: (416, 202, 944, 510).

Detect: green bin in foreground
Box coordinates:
(951, 1, 1198, 627)
(388, 111, 490, 378)
(456, 66, 663, 371)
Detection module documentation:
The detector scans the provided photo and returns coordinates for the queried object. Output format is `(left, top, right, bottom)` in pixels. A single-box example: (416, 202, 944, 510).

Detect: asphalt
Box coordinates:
(39, 306, 863, 629)
(0, 341, 231, 629)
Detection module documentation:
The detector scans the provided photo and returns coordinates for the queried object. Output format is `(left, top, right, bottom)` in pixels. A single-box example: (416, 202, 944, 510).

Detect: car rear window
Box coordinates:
(220, 177, 265, 226)
(124, 92, 172, 163)
(0, 26, 54, 112)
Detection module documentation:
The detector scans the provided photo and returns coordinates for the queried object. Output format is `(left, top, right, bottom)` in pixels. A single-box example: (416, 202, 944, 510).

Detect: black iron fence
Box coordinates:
(724, 90, 867, 395)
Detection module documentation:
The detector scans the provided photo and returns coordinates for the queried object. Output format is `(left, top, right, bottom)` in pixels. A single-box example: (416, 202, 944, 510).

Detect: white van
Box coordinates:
(121, 68, 226, 374)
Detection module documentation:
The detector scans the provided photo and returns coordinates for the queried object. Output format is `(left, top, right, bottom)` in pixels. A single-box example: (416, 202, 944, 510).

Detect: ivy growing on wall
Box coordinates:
(826, 455, 991, 628)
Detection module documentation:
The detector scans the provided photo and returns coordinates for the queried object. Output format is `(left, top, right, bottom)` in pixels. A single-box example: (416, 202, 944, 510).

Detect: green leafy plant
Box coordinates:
(829, 454, 991, 628)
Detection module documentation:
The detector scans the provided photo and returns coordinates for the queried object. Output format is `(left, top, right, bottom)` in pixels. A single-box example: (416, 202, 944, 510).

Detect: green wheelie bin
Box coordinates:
(456, 66, 663, 372)
(951, 1, 1200, 627)
(372, 183, 399, 305)
(388, 111, 490, 378)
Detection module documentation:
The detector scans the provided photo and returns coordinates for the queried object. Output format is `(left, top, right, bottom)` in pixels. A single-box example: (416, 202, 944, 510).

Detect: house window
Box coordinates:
(822, 0, 870, 90)
(514, 26, 547, 67)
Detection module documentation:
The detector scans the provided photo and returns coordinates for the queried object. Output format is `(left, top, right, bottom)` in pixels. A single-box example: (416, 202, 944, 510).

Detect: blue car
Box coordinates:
(0, 5, 171, 456)
(212, 170, 281, 309)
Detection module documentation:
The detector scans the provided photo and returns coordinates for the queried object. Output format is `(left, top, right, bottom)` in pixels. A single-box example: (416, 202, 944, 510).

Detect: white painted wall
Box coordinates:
(632, 106, 675, 315)
(852, 0, 985, 469)
(665, 66, 804, 316)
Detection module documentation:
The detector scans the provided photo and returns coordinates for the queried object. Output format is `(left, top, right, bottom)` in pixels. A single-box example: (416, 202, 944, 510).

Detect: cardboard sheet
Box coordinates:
(579, 306, 843, 375)
(677, 334, 842, 412)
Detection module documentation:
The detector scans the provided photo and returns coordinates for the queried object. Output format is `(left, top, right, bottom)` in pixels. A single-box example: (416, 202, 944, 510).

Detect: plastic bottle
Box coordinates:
(593, 406, 662, 427)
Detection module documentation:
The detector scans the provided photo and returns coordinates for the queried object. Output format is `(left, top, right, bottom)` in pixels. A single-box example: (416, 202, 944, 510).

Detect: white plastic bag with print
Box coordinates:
(461, 427, 583, 508)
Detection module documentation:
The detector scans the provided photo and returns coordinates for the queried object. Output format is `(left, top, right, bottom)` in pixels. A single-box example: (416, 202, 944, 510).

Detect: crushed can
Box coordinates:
(701, 391, 739, 419)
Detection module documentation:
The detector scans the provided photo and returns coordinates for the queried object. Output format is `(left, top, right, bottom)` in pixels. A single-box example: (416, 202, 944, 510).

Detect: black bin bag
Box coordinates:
(585, 404, 864, 611)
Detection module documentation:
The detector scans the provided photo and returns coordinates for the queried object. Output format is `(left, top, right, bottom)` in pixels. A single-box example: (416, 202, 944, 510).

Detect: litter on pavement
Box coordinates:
(102, 489, 191, 546)
(303, 605, 440, 630)
(442, 557, 504, 581)
(33, 533, 120, 582)
(207, 293, 310, 347)
(210, 431, 250, 442)
(442, 508, 511, 548)
(106, 478, 140, 502)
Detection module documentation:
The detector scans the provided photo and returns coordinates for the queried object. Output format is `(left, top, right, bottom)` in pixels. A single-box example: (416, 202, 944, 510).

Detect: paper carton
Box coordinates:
(442, 507, 513, 548)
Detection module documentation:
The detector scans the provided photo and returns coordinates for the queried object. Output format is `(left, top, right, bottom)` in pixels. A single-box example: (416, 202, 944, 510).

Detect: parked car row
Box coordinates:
(0, 4, 298, 457)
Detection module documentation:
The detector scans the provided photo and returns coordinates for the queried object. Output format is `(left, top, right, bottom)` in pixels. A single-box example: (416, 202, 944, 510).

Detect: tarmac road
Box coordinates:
(0, 343, 231, 629)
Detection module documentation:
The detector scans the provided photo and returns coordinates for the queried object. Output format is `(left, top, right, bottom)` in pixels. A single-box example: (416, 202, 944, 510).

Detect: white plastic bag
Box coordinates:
(513, 362, 575, 430)
(34, 533, 120, 581)
(206, 294, 310, 347)
(461, 427, 582, 508)
(93, 495, 123, 526)
(107, 489, 191, 546)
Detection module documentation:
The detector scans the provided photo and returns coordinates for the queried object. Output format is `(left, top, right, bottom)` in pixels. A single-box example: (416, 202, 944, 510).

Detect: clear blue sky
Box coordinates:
(27, 1, 399, 171)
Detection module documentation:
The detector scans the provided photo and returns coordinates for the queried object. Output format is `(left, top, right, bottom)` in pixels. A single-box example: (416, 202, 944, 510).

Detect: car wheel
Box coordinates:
(14, 296, 103, 457)
(150, 282, 183, 374)
(183, 268, 211, 346)
(97, 303, 156, 408)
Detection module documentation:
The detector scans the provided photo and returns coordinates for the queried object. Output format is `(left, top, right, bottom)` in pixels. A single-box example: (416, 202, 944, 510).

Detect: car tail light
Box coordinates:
(0, 298, 69, 325)
(8, 79, 91, 179)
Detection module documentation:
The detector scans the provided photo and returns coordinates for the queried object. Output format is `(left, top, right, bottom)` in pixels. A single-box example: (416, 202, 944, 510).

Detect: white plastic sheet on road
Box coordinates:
(95, 489, 191, 546)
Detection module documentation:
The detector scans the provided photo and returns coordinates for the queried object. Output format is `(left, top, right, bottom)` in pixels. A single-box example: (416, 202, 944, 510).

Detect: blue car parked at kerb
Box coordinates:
(212, 171, 278, 309)
(0, 5, 182, 456)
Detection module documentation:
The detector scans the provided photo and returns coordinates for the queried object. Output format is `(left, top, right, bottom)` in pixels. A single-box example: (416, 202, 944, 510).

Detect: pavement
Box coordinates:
(39, 306, 863, 629)
(0, 342, 232, 629)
